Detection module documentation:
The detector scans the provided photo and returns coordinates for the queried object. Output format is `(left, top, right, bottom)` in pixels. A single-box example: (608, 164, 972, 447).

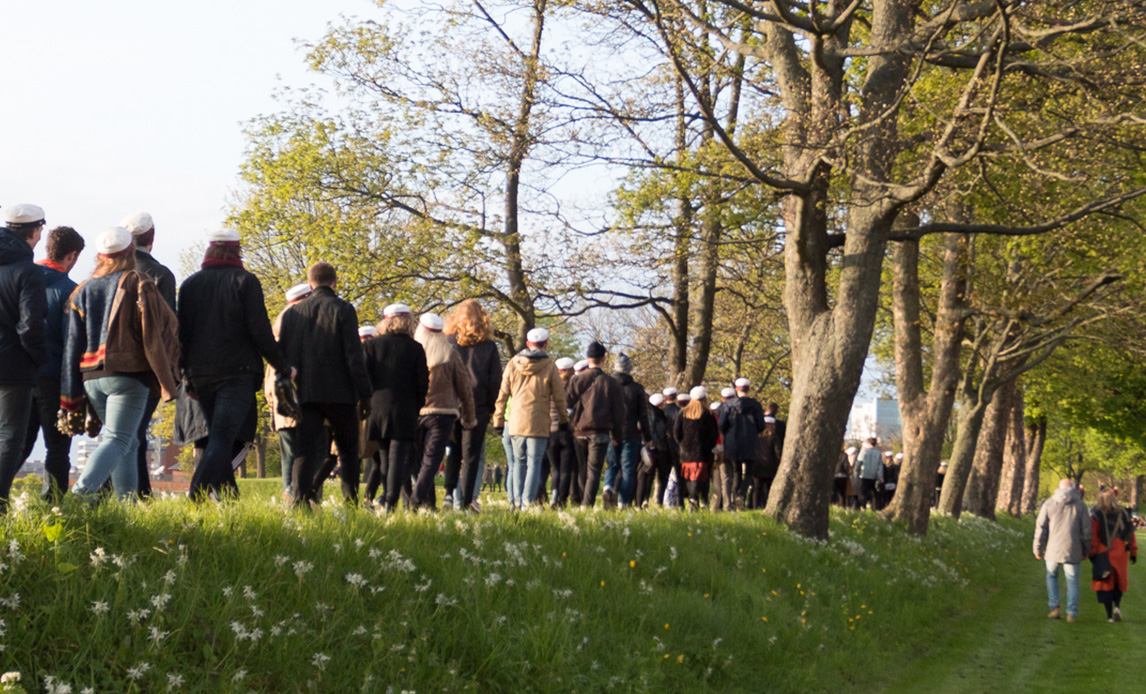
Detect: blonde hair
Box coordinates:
(379, 313, 415, 336)
(416, 324, 455, 368)
(682, 398, 708, 420)
(445, 299, 493, 346)
(1096, 490, 1122, 516)
(72, 252, 137, 300)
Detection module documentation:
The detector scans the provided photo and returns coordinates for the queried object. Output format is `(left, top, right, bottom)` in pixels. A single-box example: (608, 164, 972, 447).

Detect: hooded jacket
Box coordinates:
(36, 261, 76, 382)
(614, 372, 651, 443)
(718, 395, 766, 461)
(565, 367, 624, 440)
(493, 348, 567, 438)
(856, 446, 885, 481)
(0, 228, 47, 385)
(1033, 486, 1092, 563)
(421, 348, 477, 426)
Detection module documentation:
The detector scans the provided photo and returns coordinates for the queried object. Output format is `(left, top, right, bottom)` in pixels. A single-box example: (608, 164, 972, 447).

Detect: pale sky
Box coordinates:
(0, 0, 370, 280)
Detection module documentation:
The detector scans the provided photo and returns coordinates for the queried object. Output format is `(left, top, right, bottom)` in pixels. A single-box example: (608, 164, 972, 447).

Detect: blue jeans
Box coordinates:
(605, 436, 641, 506)
(0, 384, 34, 510)
(75, 376, 148, 498)
(502, 429, 517, 507)
(188, 376, 256, 500)
(509, 435, 549, 507)
(1045, 560, 1080, 617)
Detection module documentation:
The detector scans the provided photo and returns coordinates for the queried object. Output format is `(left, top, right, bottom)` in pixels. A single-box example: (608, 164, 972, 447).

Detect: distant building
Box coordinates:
(847, 397, 902, 442)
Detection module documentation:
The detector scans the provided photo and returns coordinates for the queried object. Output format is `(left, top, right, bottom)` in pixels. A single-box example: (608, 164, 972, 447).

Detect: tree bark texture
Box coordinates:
(1130, 475, 1145, 514)
(963, 381, 1013, 520)
(995, 386, 1026, 516)
(1019, 419, 1046, 515)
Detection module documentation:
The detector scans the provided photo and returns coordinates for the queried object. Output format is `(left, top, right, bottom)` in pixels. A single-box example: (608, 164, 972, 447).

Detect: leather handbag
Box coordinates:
(1092, 513, 1114, 582)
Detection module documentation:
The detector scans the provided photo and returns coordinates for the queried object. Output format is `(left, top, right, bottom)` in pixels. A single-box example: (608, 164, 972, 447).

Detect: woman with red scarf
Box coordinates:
(1090, 490, 1138, 622)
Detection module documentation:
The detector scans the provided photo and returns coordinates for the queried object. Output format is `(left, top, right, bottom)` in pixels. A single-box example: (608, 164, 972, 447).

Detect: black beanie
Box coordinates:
(586, 341, 606, 359)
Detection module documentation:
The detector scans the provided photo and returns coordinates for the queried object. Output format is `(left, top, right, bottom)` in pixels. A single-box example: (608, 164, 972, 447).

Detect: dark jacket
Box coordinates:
(648, 405, 669, 452)
(565, 367, 624, 440)
(135, 249, 176, 311)
(614, 372, 651, 443)
(0, 228, 47, 385)
(673, 410, 719, 464)
(718, 395, 766, 461)
(278, 286, 372, 405)
(754, 419, 785, 479)
(364, 332, 429, 442)
(178, 264, 288, 381)
(37, 261, 76, 382)
(450, 338, 502, 419)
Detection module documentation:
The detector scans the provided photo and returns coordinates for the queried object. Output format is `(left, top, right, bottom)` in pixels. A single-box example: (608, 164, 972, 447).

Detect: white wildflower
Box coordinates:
(0, 672, 19, 684)
(273, 555, 289, 567)
(231, 669, 247, 683)
(345, 573, 366, 588)
(150, 593, 172, 612)
(126, 661, 151, 680)
(89, 547, 107, 567)
(293, 560, 314, 578)
(222, 586, 233, 598)
(162, 570, 177, 585)
(311, 652, 331, 670)
(166, 672, 185, 690)
(148, 626, 169, 645)
(90, 600, 109, 616)
(242, 585, 257, 601)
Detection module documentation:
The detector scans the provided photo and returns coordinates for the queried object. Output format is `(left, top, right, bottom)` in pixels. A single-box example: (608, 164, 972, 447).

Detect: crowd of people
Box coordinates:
(0, 205, 797, 514)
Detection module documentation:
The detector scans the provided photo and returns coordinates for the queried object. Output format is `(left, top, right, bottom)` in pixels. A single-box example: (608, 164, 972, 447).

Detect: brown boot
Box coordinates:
(1048, 607, 1061, 619)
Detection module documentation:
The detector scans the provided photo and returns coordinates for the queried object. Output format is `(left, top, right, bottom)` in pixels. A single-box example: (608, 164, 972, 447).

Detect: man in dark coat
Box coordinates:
(718, 377, 767, 510)
(121, 212, 178, 498)
(565, 341, 624, 508)
(0, 205, 47, 511)
(21, 226, 84, 500)
(604, 353, 651, 509)
(178, 229, 291, 501)
(362, 303, 429, 511)
(278, 262, 373, 507)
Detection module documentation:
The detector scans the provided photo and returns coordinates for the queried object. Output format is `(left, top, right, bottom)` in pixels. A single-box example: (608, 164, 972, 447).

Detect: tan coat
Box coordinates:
(105, 271, 180, 401)
(493, 349, 567, 438)
(264, 309, 296, 431)
(420, 350, 477, 427)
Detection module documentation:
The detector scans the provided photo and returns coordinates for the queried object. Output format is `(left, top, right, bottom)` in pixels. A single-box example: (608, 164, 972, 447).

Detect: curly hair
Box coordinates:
(445, 299, 493, 346)
(379, 313, 415, 336)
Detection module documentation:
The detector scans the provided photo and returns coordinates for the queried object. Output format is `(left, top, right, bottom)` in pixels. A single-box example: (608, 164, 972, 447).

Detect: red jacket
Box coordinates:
(1090, 510, 1138, 593)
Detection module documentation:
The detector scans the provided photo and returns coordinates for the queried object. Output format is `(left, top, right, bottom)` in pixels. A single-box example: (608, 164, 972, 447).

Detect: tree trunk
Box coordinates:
(964, 381, 1013, 519)
(1129, 475, 1145, 514)
(938, 391, 990, 517)
(1019, 419, 1046, 514)
(669, 77, 691, 385)
(686, 193, 720, 386)
(255, 432, 267, 479)
(995, 386, 1026, 516)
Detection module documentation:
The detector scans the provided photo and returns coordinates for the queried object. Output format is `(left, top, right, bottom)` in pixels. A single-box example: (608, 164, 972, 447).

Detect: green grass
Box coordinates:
(0, 479, 1054, 693)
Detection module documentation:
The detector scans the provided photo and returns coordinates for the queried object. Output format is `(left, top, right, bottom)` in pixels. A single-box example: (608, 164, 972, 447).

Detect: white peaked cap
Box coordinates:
(710, 401, 722, 410)
(419, 313, 444, 332)
(574, 360, 589, 372)
(649, 393, 665, 407)
(677, 393, 691, 403)
(895, 452, 904, 460)
(359, 325, 378, 337)
(721, 387, 736, 398)
(662, 387, 678, 396)
(120, 211, 154, 236)
(383, 303, 411, 317)
(285, 283, 311, 302)
(555, 357, 575, 370)
(846, 446, 858, 455)
(4, 204, 44, 225)
(526, 327, 549, 343)
(207, 228, 240, 243)
(95, 227, 133, 255)
(734, 377, 751, 388)
(764, 416, 776, 424)
(688, 386, 707, 401)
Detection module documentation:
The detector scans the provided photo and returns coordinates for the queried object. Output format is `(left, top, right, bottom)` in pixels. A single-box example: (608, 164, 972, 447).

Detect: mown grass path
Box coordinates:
(880, 531, 1145, 693)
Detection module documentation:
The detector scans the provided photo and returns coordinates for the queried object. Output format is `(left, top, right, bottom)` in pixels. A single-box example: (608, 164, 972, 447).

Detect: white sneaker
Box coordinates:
(1114, 607, 1123, 622)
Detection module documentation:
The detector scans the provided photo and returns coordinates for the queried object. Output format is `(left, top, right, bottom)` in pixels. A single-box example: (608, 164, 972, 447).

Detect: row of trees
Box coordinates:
(229, 0, 1146, 538)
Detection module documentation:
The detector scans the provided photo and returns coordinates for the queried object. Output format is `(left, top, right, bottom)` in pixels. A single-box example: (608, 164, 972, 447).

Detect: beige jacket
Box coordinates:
(493, 349, 567, 437)
(264, 309, 295, 431)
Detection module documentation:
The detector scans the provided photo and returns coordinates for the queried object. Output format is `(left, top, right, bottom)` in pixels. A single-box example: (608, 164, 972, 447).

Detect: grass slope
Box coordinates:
(0, 479, 1034, 693)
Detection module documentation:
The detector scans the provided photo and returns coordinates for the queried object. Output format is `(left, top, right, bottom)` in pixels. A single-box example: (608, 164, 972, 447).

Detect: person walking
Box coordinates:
(21, 225, 84, 500)
(492, 328, 567, 510)
(1034, 479, 1092, 622)
(637, 392, 671, 508)
(603, 353, 650, 509)
(661, 387, 682, 507)
(565, 341, 624, 508)
(547, 357, 578, 507)
(363, 303, 429, 511)
(120, 212, 178, 495)
(672, 386, 719, 511)
(443, 300, 502, 511)
(62, 227, 179, 499)
(179, 230, 292, 500)
(264, 283, 312, 503)
(0, 205, 48, 510)
(856, 438, 884, 511)
(276, 262, 371, 507)
(411, 312, 475, 510)
(1089, 490, 1138, 623)
(717, 377, 766, 510)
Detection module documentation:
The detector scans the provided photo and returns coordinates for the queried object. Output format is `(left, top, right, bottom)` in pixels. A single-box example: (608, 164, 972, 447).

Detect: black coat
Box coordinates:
(648, 405, 670, 452)
(178, 264, 288, 381)
(278, 286, 372, 405)
(718, 395, 766, 461)
(135, 250, 177, 311)
(614, 372, 651, 442)
(364, 332, 429, 442)
(673, 411, 719, 464)
(0, 228, 46, 385)
(451, 338, 502, 418)
(755, 420, 785, 479)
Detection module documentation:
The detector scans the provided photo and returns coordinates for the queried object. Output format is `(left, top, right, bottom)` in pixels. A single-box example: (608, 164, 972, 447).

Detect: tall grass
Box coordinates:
(0, 480, 1028, 693)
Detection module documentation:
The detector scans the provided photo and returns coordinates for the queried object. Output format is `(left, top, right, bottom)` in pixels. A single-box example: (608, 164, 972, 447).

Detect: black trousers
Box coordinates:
(413, 414, 454, 509)
(445, 412, 490, 508)
(574, 434, 610, 507)
(860, 478, 879, 510)
(547, 429, 577, 507)
(132, 394, 160, 498)
(376, 439, 413, 509)
(294, 402, 360, 506)
(22, 377, 72, 501)
(188, 376, 255, 501)
(362, 451, 384, 503)
(752, 475, 774, 509)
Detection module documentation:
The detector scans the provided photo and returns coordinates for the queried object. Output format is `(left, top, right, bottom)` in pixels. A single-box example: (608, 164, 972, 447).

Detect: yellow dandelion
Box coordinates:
(664, 623, 670, 630)
(761, 616, 768, 622)
(704, 593, 710, 599)
(630, 560, 636, 568)
(677, 655, 685, 664)
(600, 580, 605, 587)
(663, 654, 670, 660)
